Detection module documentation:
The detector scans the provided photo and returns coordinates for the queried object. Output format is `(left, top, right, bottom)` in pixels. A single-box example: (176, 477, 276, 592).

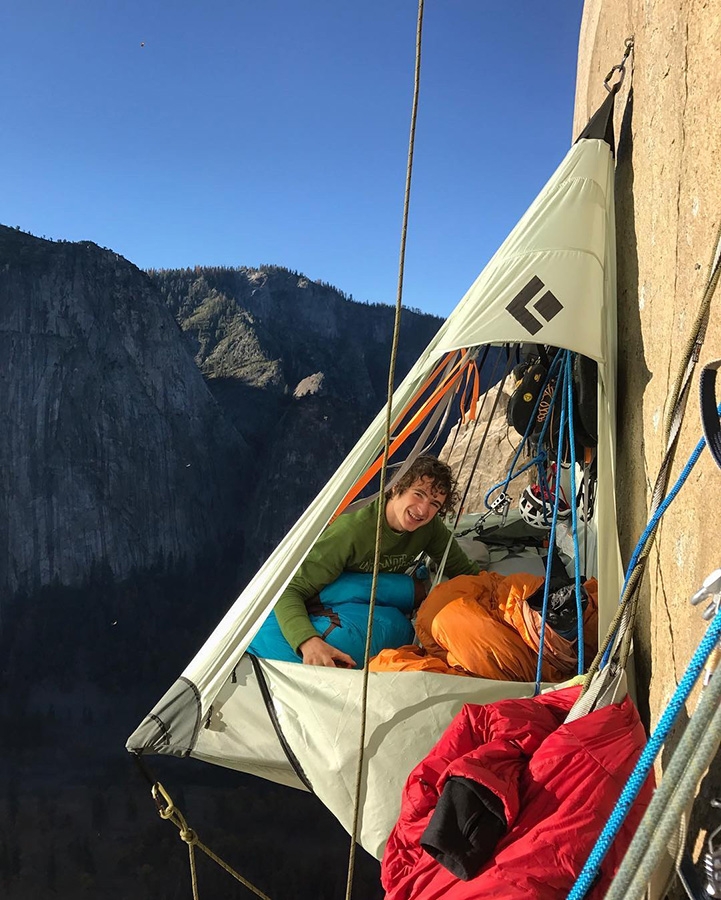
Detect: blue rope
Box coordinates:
(565, 353, 584, 674)
(533, 354, 564, 451)
(568, 401, 721, 897)
(485, 352, 564, 509)
(534, 354, 570, 693)
(567, 604, 721, 900)
(600, 417, 716, 669)
(483, 453, 544, 509)
(532, 356, 566, 526)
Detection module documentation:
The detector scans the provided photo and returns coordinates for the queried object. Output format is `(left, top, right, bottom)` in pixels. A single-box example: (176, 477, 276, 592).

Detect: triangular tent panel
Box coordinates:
(128, 112, 619, 859)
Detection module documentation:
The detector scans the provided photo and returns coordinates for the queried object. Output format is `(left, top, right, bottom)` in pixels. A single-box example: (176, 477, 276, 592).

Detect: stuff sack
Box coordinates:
(506, 358, 550, 438)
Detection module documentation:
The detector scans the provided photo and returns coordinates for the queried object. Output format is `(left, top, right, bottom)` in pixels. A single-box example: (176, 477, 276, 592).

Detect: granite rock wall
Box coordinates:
(0, 227, 249, 597)
(575, 0, 721, 882)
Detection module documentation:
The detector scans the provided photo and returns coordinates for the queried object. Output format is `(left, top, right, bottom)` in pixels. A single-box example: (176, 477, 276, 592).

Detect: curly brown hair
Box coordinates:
(387, 455, 459, 518)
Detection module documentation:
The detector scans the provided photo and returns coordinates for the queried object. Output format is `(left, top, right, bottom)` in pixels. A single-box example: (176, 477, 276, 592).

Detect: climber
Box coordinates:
(247, 455, 482, 668)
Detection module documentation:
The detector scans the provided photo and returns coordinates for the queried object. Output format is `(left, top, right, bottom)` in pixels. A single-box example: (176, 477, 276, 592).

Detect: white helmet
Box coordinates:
(519, 484, 570, 528)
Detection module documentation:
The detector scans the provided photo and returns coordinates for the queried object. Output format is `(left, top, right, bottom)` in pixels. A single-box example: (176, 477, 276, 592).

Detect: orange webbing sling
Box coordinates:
(332, 348, 473, 519)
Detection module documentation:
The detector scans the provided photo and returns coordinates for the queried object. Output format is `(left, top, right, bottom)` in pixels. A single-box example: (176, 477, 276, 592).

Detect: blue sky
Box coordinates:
(1, 1, 584, 317)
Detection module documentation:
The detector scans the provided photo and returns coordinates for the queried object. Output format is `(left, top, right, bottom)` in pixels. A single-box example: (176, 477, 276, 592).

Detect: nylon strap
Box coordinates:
(333, 349, 468, 517)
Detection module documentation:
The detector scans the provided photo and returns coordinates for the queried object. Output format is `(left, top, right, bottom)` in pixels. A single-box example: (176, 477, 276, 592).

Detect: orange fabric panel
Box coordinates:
(369, 645, 466, 676)
(408, 573, 599, 683)
(413, 573, 540, 682)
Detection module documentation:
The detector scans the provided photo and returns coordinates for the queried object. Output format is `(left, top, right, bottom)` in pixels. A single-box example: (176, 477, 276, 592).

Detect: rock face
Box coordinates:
(293, 373, 325, 398)
(575, 0, 721, 883)
(0, 235, 442, 596)
(150, 265, 442, 563)
(0, 227, 249, 595)
(440, 385, 533, 513)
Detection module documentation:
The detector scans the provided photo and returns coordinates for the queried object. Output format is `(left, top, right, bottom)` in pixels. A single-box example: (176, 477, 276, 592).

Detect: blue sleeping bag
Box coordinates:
(247, 572, 416, 666)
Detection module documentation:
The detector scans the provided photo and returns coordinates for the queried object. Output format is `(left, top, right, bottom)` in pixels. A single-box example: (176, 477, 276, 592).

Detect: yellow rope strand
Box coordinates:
(152, 783, 272, 900)
(344, 2, 425, 898)
(188, 840, 199, 900)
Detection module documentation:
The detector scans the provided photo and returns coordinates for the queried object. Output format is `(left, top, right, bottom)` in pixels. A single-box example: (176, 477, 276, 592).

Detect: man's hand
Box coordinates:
(299, 636, 356, 669)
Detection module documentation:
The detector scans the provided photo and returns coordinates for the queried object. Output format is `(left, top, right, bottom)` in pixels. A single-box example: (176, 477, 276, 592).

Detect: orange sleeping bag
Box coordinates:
(370, 572, 598, 683)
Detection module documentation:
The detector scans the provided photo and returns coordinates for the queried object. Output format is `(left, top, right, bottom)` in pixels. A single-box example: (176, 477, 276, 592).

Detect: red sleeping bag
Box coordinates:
(382, 685, 653, 900)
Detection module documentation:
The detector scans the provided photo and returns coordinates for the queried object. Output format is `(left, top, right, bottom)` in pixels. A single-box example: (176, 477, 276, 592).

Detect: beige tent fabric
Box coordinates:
(128, 132, 621, 859)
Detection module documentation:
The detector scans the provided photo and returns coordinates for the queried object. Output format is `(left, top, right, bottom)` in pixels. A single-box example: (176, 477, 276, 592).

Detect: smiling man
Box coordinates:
(250, 456, 481, 668)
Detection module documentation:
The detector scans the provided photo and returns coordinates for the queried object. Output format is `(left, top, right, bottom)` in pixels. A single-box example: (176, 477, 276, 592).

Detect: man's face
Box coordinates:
(385, 476, 447, 532)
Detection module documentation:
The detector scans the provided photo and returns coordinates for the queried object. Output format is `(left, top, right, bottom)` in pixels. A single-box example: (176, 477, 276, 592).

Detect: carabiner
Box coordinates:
(604, 37, 634, 94)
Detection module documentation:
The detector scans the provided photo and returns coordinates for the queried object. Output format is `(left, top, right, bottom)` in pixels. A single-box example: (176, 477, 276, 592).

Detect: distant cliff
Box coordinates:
(0, 227, 249, 596)
(149, 265, 442, 564)
(0, 229, 442, 596)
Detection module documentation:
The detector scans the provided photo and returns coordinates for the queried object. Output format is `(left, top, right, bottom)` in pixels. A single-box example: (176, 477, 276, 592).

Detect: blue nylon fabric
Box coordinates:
(247, 572, 416, 665)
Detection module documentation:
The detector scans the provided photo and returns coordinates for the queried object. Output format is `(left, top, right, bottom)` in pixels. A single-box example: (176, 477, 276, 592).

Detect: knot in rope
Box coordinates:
(146, 780, 273, 900)
(158, 802, 176, 821)
(153, 784, 194, 839)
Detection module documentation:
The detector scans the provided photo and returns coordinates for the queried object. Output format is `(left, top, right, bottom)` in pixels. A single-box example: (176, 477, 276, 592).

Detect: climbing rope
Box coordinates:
(529, 348, 590, 686)
(483, 350, 563, 510)
(344, 1, 425, 896)
(534, 357, 570, 692)
(479, 347, 589, 685)
(150, 781, 272, 900)
(604, 649, 721, 899)
(584, 405, 718, 694)
(482, 357, 561, 526)
(568, 566, 721, 900)
(582, 218, 721, 692)
(453, 350, 515, 524)
(564, 352, 585, 672)
(433, 351, 516, 585)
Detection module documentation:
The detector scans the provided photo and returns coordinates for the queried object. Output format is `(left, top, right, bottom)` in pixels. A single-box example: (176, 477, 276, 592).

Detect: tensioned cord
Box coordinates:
(344, 2, 425, 896)
(582, 222, 721, 690)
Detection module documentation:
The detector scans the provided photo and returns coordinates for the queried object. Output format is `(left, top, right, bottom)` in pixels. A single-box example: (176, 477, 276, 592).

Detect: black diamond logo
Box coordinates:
(506, 277, 563, 335)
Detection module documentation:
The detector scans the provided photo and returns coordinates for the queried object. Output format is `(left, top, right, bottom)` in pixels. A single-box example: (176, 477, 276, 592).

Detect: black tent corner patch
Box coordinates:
(506, 277, 564, 335)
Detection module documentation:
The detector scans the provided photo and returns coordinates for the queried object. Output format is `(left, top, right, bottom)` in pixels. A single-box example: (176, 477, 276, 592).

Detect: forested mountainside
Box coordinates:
(148, 264, 442, 565)
(0, 228, 441, 599)
(0, 225, 442, 899)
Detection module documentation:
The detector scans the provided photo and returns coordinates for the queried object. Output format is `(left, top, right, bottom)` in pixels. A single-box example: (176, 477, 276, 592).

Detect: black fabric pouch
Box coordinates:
(420, 776, 507, 881)
(506, 359, 549, 437)
(526, 577, 588, 635)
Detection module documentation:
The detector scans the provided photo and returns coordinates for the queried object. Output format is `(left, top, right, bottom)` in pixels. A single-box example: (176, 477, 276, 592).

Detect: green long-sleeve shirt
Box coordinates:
(274, 497, 480, 653)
